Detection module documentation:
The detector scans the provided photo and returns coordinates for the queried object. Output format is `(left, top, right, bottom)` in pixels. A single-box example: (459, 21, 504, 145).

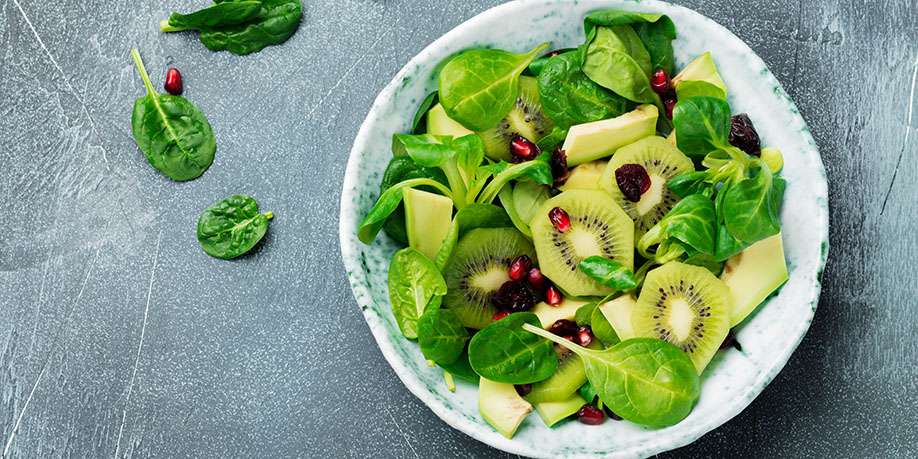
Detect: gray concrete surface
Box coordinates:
(1, 0, 916, 457)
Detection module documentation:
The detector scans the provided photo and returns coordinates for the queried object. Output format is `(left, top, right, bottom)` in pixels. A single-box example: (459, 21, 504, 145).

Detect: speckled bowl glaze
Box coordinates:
(339, 1, 828, 457)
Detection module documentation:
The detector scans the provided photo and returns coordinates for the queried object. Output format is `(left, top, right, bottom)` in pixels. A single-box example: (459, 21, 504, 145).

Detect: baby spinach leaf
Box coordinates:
(583, 26, 657, 104)
(672, 96, 732, 157)
(199, 0, 302, 56)
(638, 194, 716, 262)
(713, 185, 749, 261)
(162, 1, 262, 31)
(722, 166, 785, 244)
(393, 133, 486, 207)
(667, 171, 714, 199)
(527, 48, 575, 76)
(675, 80, 727, 101)
(512, 181, 550, 228)
(196, 195, 272, 259)
(575, 301, 601, 327)
(456, 203, 512, 236)
(537, 48, 631, 129)
(578, 381, 604, 409)
(536, 127, 568, 152)
(439, 347, 479, 383)
(477, 153, 553, 204)
(388, 248, 447, 339)
(683, 251, 724, 276)
(468, 312, 558, 384)
(590, 306, 620, 347)
(418, 307, 469, 365)
(584, 9, 676, 75)
(523, 325, 700, 428)
(358, 178, 452, 244)
(412, 91, 439, 133)
(393, 134, 457, 167)
(579, 256, 638, 291)
(130, 49, 216, 181)
(438, 43, 549, 131)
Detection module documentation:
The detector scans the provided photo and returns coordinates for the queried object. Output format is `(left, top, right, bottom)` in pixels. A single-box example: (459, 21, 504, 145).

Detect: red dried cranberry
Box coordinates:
(509, 135, 540, 162)
(164, 67, 183, 95)
(578, 404, 606, 425)
(492, 281, 538, 312)
(508, 255, 532, 281)
(545, 285, 563, 305)
(548, 207, 571, 232)
(615, 164, 652, 202)
(548, 319, 579, 337)
(576, 326, 594, 347)
(550, 148, 569, 187)
(664, 98, 677, 119)
(526, 268, 546, 291)
(492, 311, 510, 322)
(650, 68, 671, 96)
(729, 113, 761, 157)
(514, 384, 532, 397)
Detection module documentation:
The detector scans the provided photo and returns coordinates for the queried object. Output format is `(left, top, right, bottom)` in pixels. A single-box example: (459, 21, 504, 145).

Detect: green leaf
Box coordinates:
(438, 43, 550, 131)
(512, 181, 550, 229)
(713, 184, 749, 261)
(418, 307, 469, 365)
(433, 217, 459, 271)
(638, 194, 716, 261)
(163, 1, 262, 31)
(438, 348, 479, 383)
(527, 48, 575, 76)
(583, 26, 657, 104)
(537, 48, 631, 129)
(536, 126, 568, 152)
(388, 248, 447, 339)
(578, 381, 603, 409)
(199, 0, 302, 56)
(583, 8, 676, 75)
(590, 306, 620, 346)
(393, 134, 457, 167)
(667, 171, 714, 199)
(455, 203, 513, 236)
(578, 256, 638, 291)
(575, 301, 601, 327)
(130, 49, 216, 181)
(477, 153, 553, 204)
(675, 80, 727, 101)
(358, 178, 452, 244)
(468, 312, 558, 384)
(379, 156, 449, 245)
(412, 91, 439, 134)
(196, 195, 272, 259)
(672, 96, 732, 157)
(722, 166, 784, 244)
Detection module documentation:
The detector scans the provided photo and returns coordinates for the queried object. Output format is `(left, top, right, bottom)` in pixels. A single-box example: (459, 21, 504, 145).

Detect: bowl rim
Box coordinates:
(339, 0, 829, 456)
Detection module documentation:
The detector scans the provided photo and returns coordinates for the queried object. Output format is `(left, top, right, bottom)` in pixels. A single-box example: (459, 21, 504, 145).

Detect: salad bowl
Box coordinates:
(339, 0, 829, 456)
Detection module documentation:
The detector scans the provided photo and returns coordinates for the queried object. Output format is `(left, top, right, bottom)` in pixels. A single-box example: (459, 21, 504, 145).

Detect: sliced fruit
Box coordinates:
(478, 76, 554, 161)
(531, 190, 634, 297)
(426, 103, 474, 138)
(672, 52, 727, 93)
(562, 104, 658, 166)
(479, 377, 533, 439)
(532, 298, 590, 329)
(558, 160, 607, 191)
(600, 136, 694, 238)
(599, 294, 638, 341)
(526, 338, 600, 404)
(443, 228, 536, 329)
(403, 188, 453, 260)
(761, 147, 784, 173)
(533, 394, 586, 427)
(720, 233, 788, 326)
(632, 262, 730, 373)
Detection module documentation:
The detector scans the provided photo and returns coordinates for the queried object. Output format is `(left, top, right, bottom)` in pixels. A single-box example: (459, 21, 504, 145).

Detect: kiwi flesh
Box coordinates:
(478, 76, 554, 161)
(631, 262, 730, 373)
(443, 227, 536, 329)
(530, 189, 634, 297)
(599, 136, 694, 238)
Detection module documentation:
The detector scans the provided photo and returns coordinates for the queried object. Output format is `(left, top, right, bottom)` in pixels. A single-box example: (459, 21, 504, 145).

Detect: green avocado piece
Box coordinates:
(599, 294, 638, 341)
(534, 393, 586, 427)
(673, 52, 727, 93)
(558, 160, 607, 191)
(479, 377, 533, 439)
(562, 104, 658, 166)
(720, 234, 789, 326)
(403, 188, 453, 260)
(426, 103, 474, 137)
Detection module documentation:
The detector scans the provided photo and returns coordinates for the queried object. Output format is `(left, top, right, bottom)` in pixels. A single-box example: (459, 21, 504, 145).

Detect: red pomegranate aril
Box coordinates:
(526, 267, 546, 291)
(548, 207, 571, 232)
(164, 67, 183, 95)
(578, 404, 606, 425)
(548, 319, 579, 337)
(664, 98, 677, 120)
(577, 326, 594, 347)
(650, 68, 671, 95)
(546, 285, 563, 305)
(514, 384, 532, 397)
(508, 255, 532, 281)
(509, 135, 540, 162)
(492, 311, 510, 321)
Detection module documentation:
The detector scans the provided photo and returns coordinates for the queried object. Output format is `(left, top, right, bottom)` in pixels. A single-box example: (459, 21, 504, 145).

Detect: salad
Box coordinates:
(358, 8, 788, 439)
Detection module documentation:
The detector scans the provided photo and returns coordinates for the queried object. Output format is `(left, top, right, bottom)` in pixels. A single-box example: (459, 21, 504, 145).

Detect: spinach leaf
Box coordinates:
(583, 26, 657, 104)
(527, 48, 575, 76)
(418, 307, 469, 365)
(583, 9, 676, 75)
(537, 48, 631, 129)
(638, 194, 716, 262)
(456, 203, 513, 235)
(358, 178, 452, 244)
(675, 80, 727, 101)
(578, 381, 604, 409)
(476, 153, 554, 204)
(536, 126, 568, 152)
(579, 256, 638, 291)
(130, 49, 216, 181)
(575, 300, 601, 327)
(379, 156, 449, 245)
(162, 1, 262, 31)
(468, 312, 558, 384)
(393, 133, 486, 207)
(667, 171, 714, 199)
(412, 91, 439, 134)
(590, 306, 620, 347)
(672, 96, 732, 157)
(199, 0, 302, 56)
(438, 43, 549, 131)
(512, 181, 550, 228)
(196, 194, 272, 259)
(393, 134, 458, 167)
(713, 184, 749, 261)
(388, 248, 447, 339)
(722, 166, 785, 244)
(524, 325, 700, 428)
(498, 185, 532, 238)
(439, 347, 479, 383)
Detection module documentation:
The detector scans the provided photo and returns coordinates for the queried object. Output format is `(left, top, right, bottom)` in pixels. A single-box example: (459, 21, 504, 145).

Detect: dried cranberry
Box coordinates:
(164, 67, 183, 95)
(526, 268, 546, 292)
(548, 319, 579, 337)
(550, 148, 569, 187)
(492, 311, 510, 322)
(509, 135, 539, 162)
(664, 98, 677, 119)
(492, 281, 538, 312)
(545, 285, 563, 305)
(514, 384, 532, 397)
(508, 255, 532, 281)
(729, 113, 761, 157)
(548, 207, 571, 232)
(650, 68, 671, 96)
(576, 326, 594, 347)
(615, 164, 652, 202)
(577, 404, 606, 425)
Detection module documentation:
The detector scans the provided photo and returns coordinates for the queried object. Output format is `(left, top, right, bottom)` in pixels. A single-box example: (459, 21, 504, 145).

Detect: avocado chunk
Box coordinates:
(720, 234, 789, 326)
(534, 393, 586, 427)
(426, 103, 474, 137)
(562, 104, 658, 166)
(403, 188, 453, 260)
(559, 160, 607, 191)
(761, 147, 784, 173)
(672, 52, 727, 94)
(532, 298, 590, 328)
(599, 294, 638, 341)
(479, 377, 533, 439)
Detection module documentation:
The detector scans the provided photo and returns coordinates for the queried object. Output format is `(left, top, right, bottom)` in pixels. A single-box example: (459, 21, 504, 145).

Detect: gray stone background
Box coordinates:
(1, 0, 916, 457)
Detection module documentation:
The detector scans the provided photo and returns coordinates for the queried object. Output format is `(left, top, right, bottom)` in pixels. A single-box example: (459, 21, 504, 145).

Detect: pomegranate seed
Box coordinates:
(526, 268, 546, 291)
(546, 285, 563, 305)
(550, 148, 569, 186)
(514, 384, 532, 397)
(615, 164, 652, 202)
(509, 135, 540, 162)
(548, 207, 571, 233)
(562, 335, 576, 343)
(664, 98, 677, 119)
(492, 311, 510, 321)
(548, 319, 579, 337)
(650, 68, 671, 95)
(578, 404, 606, 425)
(164, 67, 183, 95)
(508, 255, 532, 281)
(492, 281, 538, 312)
(577, 326, 594, 347)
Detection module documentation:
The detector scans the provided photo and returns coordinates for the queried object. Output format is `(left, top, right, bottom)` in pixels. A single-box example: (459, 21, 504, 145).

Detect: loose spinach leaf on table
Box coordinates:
(198, 0, 303, 56)
(388, 248, 448, 339)
(524, 326, 700, 428)
(468, 312, 558, 384)
(537, 48, 631, 129)
(162, 1, 262, 31)
(438, 42, 549, 131)
(638, 194, 716, 263)
(418, 307, 469, 365)
(582, 26, 657, 104)
(197, 194, 273, 259)
(579, 256, 638, 291)
(411, 91, 439, 134)
(130, 49, 216, 181)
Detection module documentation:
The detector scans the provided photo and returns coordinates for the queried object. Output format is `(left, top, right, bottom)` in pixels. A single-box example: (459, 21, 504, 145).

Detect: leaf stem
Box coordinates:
(263, 211, 274, 220)
(159, 19, 189, 33)
(443, 371, 456, 392)
(130, 48, 156, 97)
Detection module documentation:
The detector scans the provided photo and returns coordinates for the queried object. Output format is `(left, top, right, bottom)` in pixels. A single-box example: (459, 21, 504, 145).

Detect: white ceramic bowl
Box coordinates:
(339, 1, 829, 456)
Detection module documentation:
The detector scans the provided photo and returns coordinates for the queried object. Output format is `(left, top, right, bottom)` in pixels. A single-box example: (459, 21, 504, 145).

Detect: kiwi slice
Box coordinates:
(443, 228, 536, 329)
(531, 189, 634, 297)
(478, 76, 554, 161)
(631, 262, 730, 373)
(600, 136, 694, 238)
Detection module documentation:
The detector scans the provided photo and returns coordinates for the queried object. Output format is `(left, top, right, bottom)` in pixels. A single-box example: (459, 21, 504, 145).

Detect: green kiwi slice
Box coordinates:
(631, 262, 730, 373)
(599, 136, 694, 238)
(530, 189, 634, 297)
(478, 76, 555, 161)
(443, 227, 536, 329)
